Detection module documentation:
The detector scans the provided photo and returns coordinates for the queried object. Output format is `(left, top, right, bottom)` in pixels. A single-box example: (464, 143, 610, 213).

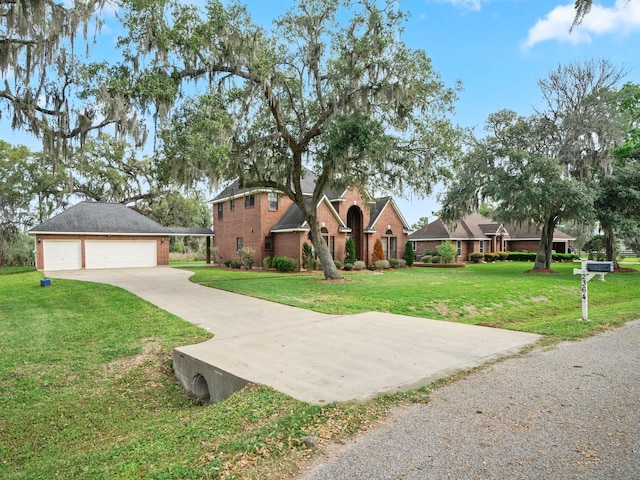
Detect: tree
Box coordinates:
(436, 240, 457, 264)
(345, 237, 356, 265)
(440, 110, 596, 270)
(117, 0, 461, 279)
(0, 141, 36, 267)
(372, 238, 385, 263)
(403, 240, 415, 267)
(410, 216, 430, 231)
(0, 0, 144, 163)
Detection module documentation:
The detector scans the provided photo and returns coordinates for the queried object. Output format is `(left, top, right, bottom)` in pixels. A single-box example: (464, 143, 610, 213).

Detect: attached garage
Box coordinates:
(85, 240, 157, 269)
(42, 240, 82, 271)
(30, 202, 172, 271)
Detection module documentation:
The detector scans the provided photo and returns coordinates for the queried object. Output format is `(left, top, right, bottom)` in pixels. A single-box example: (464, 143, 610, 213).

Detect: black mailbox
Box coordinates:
(586, 261, 614, 273)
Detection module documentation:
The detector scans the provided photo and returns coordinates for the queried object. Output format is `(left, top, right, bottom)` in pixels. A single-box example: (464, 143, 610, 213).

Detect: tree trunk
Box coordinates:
(534, 215, 556, 270)
(307, 214, 341, 280)
(603, 226, 618, 268)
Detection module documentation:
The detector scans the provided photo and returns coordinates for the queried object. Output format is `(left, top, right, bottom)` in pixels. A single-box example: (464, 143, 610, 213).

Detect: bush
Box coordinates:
(469, 252, 484, 263)
(484, 252, 499, 263)
(212, 247, 221, 265)
(552, 253, 579, 262)
(271, 256, 297, 272)
(334, 260, 342, 270)
(431, 255, 441, 264)
(301, 242, 314, 270)
(396, 258, 407, 268)
(506, 252, 536, 262)
(497, 251, 509, 261)
(424, 248, 438, 256)
(238, 247, 256, 269)
(263, 255, 272, 270)
(353, 260, 366, 270)
(372, 238, 385, 263)
(403, 241, 415, 267)
(374, 259, 390, 270)
(343, 262, 354, 271)
(388, 258, 399, 268)
(420, 255, 432, 263)
(436, 240, 457, 264)
(345, 237, 356, 265)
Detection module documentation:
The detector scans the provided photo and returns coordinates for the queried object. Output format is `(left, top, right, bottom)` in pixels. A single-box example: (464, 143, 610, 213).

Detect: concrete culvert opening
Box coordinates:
(192, 374, 210, 402)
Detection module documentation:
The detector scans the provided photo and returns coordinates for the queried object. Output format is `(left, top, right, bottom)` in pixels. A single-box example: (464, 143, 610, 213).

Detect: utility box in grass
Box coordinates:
(586, 261, 614, 273)
(40, 278, 51, 287)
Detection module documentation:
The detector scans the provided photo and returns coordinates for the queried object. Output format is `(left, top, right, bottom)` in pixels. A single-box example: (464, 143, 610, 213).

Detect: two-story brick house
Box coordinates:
(211, 172, 411, 269)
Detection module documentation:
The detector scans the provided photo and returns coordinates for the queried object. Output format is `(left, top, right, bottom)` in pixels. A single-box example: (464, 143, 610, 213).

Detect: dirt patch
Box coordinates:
(102, 339, 161, 379)
(522, 268, 559, 274)
(614, 267, 637, 273)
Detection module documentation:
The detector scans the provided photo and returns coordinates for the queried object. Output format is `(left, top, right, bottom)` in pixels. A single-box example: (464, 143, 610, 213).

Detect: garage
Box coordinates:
(85, 240, 157, 269)
(30, 202, 174, 271)
(42, 240, 82, 270)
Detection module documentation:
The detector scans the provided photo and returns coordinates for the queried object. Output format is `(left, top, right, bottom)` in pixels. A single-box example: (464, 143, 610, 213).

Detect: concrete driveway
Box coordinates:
(46, 267, 541, 404)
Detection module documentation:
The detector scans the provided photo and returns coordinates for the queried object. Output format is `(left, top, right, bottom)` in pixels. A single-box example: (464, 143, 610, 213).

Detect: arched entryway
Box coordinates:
(347, 205, 363, 261)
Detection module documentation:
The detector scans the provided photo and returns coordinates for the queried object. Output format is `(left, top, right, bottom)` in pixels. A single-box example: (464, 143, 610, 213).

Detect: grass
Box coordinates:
(0, 270, 397, 480)
(186, 261, 640, 340)
(2, 262, 639, 479)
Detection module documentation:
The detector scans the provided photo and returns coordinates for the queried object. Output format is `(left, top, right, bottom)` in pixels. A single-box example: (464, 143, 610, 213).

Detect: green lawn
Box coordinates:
(1, 262, 638, 479)
(186, 261, 640, 340)
(0, 270, 391, 480)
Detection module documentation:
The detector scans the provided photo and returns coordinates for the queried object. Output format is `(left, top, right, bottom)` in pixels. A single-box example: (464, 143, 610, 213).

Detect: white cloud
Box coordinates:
(523, 1, 640, 49)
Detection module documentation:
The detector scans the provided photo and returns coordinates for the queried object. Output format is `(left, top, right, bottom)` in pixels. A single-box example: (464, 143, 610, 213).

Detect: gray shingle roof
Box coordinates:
(270, 202, 309, 232)
(212, 169, 319, 202)
(29, 202, 171, 235)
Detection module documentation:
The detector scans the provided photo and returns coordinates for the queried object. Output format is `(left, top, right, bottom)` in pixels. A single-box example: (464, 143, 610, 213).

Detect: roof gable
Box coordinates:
(29, 202, 171, 235)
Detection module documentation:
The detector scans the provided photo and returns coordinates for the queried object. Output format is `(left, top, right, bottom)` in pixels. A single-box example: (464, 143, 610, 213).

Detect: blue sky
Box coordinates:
(6, 1, 640, 226)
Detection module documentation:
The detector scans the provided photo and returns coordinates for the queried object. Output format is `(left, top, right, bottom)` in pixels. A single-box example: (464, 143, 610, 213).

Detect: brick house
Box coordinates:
(211, 172, 411, 268)
(409, 213, 574, 262)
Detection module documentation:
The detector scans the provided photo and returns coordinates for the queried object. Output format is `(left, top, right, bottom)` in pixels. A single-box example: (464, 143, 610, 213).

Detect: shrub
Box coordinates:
(263, 255, 272, 270)
(469, 252, 484, 263)
(497, 251, 509, 261)
(484, 252, 499, 263)
(436, 240, 457, 264)
(421, 255, 432, 263)
(403, 241, 415, 267)
(223, 259, 233, 268)
(301, 242, 314, 270)
(388, 258, 399, 268)
(345, 237, 356, 264)
(424, 248, 438, 256)
(396, 258, 407, 268)
(353, 260, 366, 270)
(374, 259, 390, 270)
(238, 247, 256, 269)
(552, 253, 579, 262)
(271, 256, 297, 272)
(334, 260, 342, 270)
(372, 238, 385, 263)
(431, 255, 441, 264)
(343, 262, 354, 271)
(506, 252, 536, 262)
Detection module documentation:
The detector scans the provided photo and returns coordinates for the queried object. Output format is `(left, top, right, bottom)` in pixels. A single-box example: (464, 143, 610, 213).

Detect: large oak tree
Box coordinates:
(116, 0, 461, 279)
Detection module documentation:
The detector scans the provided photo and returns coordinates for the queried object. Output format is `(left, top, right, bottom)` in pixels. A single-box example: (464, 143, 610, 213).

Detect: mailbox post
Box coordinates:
(572, 261, 614, 321)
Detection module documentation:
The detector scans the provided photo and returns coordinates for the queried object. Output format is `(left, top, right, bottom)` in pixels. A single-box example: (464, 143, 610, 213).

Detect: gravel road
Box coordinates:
(297, 320, 640, 480)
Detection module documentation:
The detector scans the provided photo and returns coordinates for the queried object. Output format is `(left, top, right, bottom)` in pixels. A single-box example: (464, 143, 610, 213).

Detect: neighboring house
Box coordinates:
(409, 213, 575, 261)
(211, 171, 411, 268)
(30, 202, 213, 270)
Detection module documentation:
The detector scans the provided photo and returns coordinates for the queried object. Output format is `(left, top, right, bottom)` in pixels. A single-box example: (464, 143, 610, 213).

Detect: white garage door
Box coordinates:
(85, 240, 157, 269)
(43, 240, 82, 270)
